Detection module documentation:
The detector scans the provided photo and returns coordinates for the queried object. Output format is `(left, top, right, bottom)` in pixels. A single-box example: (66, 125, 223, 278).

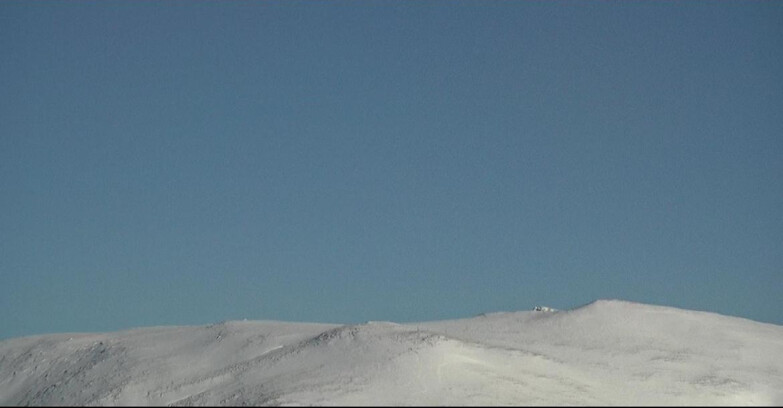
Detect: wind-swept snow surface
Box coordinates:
(1, 300, 782, 406)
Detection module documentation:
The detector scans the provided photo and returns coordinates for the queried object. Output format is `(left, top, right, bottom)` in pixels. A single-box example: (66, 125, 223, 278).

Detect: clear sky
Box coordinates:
(1, 1, 782, 340)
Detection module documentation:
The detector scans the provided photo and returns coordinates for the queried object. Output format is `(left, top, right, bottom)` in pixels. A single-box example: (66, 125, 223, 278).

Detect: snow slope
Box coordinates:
(1, 300, 781, 406)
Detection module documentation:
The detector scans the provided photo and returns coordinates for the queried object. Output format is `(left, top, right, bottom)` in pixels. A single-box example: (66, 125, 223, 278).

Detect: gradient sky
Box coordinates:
(1, 1, 782, 340)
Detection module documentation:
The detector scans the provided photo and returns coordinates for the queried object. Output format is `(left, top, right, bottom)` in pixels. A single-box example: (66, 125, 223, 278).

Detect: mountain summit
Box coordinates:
(1, 300, 781, 405)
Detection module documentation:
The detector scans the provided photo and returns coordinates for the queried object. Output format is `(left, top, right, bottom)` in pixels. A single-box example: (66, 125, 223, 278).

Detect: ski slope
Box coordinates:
(1, 300, 781, 406)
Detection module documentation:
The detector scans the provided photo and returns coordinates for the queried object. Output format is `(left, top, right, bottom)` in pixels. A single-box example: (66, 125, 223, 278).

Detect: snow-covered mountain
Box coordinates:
(1, 299, 781, 406)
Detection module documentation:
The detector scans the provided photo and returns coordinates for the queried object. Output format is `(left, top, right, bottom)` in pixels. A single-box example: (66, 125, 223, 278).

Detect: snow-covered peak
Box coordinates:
(1, 300, 781, 405)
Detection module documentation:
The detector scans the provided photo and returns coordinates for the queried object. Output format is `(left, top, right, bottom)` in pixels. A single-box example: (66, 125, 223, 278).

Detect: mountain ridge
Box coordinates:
(1, 299, 781, 406)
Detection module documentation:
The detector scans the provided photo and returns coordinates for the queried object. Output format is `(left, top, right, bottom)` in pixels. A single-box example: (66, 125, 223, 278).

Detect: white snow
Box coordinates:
(1, 299, 782, 406)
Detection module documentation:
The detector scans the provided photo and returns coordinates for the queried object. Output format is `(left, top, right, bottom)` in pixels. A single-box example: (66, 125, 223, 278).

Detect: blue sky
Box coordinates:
(1, 1, 782, 340)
